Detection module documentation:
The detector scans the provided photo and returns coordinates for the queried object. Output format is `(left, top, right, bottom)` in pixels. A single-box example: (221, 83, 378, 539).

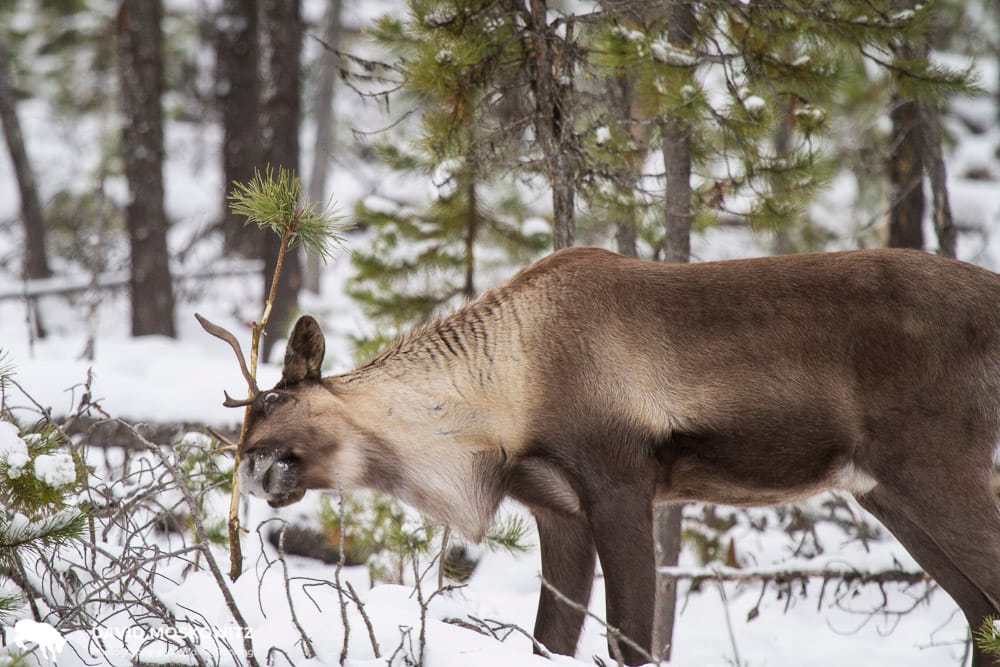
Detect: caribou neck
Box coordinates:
(332, 293, 534, 540)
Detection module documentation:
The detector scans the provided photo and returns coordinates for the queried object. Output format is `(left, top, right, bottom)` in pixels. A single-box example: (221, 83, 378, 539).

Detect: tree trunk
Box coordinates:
(886, 3, 927, 252)
(654, 0, 695, 659)
(0, 36, 51, 280)
(605, 72, 639, 258)
(653, 503, 683, 660)
(661, 122, 692, 263)
(920, 101, 956, 258)
(887, 94, 925, 250)
(527, 0, 575, 250)
(119, 0, 176, 338)
(217, 0, 262, 258)
(661, 0, 694, 251)
(463, 176, 478, 298)
(614, 211, 638, 258)
(304, 0, 342, 294)
(260, 0, 302, 361)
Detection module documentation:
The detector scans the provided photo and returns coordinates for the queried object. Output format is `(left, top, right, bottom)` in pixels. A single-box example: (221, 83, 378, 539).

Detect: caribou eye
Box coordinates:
(262, 392, 281, 412)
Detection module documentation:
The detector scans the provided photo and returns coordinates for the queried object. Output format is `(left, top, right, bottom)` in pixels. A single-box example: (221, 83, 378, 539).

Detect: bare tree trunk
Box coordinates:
(463, 176, 477, 298)
(662, 122, 692, 263)
(887, 94, 925, 250)
(654, 1, 695, 659)
(920, 102, 956, 258)
(304, 0, 342, 294)
(217, 0, 262, 258)
(654, 503, 683, 660)
(119, 1, 176, 338)
(660, 1, 695, 264)
(886, 3, 926, 252)
(605, 72, 638, 258)
(527, 0, 575, 250)
(615, 211, 638, 258)
(0, 36, 51, 280)
(260, 0, 302, 361)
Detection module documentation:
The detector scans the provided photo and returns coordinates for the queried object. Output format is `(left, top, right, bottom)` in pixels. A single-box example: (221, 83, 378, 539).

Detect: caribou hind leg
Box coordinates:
(856, 446, 1000, 667)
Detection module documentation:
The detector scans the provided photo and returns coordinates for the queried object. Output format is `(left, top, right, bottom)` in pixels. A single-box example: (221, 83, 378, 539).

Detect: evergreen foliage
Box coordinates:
(228, 166, 346, 260)
(0, 356, 86, 624)
(318, 492, 531, 585)
(352, 0, 976, 261)
(976, 617, 1000, 660)
(349, 4, 549, 355)
(588, 0, 975, 245)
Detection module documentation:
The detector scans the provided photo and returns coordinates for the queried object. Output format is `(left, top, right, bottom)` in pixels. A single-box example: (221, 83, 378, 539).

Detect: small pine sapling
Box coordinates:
(197, 167, 344, 581)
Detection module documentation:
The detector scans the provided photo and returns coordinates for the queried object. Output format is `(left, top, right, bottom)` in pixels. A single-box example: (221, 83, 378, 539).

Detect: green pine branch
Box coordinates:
(976, 617, 1000, 658)
(976, 617, 1000, 659)
(485, 514, 532, 554)
(228, 165, 347, 260)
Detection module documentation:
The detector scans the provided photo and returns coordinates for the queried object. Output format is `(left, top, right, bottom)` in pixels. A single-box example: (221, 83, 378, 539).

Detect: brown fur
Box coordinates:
(233, 247, 1000, 666)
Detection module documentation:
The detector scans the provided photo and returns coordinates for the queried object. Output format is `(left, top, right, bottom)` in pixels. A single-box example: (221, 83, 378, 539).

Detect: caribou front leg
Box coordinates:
(532, 508, 596, 657)
(588, 486, 656, 666)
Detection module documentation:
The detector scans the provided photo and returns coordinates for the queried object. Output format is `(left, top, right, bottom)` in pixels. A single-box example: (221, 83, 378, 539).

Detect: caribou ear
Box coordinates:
(281, 316, 326, 385)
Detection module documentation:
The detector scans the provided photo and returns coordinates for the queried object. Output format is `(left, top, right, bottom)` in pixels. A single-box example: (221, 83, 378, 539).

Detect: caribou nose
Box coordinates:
(238, 447, 302, 502)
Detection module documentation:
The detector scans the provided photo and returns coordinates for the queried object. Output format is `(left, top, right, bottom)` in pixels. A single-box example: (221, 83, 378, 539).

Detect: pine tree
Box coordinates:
(348, 4, 549, 355)
(587, 1, 972, 254)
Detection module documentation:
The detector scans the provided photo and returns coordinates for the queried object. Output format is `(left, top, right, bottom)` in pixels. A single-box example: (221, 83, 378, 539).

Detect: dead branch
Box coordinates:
(657, 564, 930, 587)
(115, 418, 260, 667)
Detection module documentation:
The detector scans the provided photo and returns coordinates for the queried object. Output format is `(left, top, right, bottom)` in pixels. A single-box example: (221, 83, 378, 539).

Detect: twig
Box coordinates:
(276, 525, 317, 658)
(226, 222, 296, 582)
(715, 578, 743, 667)
(387, 625, 414, 666)
(345, 580, 381, 658)
(410, 536, 429, 666)
(115, 419, 260, 667)
(331, 468, 351, 665)
(266, 646, 295, 666)
(443, 616, 552, 658)
(438, 524, 451, 591)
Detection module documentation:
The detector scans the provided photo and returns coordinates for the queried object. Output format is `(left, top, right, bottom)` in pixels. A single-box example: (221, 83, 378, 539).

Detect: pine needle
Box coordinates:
(228, 165, 348, 261)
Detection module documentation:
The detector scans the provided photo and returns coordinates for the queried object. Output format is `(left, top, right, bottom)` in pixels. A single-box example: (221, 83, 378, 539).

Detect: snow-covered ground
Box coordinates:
(3, 5, 1000, 666)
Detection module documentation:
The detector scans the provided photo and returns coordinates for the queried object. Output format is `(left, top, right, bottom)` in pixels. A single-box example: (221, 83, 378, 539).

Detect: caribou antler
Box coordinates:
(195, 313, 261, 407)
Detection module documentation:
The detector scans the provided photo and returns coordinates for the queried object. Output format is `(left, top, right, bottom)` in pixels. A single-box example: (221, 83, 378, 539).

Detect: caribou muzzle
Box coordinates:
(238, 446, 306, 508)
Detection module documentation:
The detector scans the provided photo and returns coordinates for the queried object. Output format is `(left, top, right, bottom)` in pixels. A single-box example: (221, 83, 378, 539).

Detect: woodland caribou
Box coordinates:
(203, 247, 1000, 666)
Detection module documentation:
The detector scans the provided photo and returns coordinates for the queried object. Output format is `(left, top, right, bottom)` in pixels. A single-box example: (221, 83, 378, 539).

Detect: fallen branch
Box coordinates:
(0, 259, 263, 301)
(657, 564, 930, 586)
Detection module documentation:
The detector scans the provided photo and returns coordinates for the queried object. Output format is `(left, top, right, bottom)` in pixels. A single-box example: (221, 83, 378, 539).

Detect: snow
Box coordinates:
(33, 452, 75, 486)
(0, 423, 30, 477)
(743, 95, 766, 113)
(650, 39, 698, 67)
(521, 217, 550, 237)
(0, 421, 25, 457)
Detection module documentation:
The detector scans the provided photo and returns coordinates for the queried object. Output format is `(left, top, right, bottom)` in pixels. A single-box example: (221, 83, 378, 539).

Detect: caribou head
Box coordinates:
(198, 314, 363, 508)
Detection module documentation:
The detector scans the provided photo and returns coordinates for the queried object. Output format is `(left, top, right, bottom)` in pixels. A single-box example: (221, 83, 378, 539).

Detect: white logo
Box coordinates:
(4, 619, 66, 662)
